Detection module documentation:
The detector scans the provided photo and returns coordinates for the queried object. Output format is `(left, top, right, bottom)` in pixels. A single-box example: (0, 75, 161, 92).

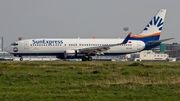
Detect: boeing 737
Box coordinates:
(5, 9, 173, 61)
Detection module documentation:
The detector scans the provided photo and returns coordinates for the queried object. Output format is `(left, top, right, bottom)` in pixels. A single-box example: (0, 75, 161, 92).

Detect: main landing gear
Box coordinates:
(82, 56, 93, 61)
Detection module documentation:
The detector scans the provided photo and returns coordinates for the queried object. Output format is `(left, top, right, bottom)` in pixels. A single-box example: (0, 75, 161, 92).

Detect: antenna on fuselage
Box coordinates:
(123, 27, 129, 36)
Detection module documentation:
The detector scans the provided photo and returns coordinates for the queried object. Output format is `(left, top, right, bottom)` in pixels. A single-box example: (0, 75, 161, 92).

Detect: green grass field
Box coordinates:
(0, 61, 180, 101)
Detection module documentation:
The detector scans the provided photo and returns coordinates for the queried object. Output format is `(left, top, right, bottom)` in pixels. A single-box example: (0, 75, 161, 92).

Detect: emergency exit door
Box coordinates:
(24, 41, 29, 49)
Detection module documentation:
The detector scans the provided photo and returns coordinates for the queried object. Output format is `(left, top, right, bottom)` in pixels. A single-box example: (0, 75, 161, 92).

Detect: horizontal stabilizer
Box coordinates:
(147, 38, 174, 45)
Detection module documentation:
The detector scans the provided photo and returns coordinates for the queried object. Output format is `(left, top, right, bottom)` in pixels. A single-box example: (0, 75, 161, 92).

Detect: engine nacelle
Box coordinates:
(64, 50, 84, 59)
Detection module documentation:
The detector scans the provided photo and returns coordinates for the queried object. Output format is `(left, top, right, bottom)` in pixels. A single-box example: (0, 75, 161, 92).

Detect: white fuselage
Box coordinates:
(5, 38, 145, 57)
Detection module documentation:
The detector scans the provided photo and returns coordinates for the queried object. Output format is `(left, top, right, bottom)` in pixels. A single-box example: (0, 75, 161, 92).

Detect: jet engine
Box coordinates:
(64, 50, 84, 59)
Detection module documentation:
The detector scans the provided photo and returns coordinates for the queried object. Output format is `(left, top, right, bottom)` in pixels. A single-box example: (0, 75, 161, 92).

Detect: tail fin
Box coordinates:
(141, 9, 166, 35)
(130, 9, 166, 42)
(130, 9, 173, 50)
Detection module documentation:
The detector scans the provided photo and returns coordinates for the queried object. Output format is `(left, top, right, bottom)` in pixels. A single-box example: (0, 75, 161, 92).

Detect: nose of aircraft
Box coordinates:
(4, 46, 11, 53)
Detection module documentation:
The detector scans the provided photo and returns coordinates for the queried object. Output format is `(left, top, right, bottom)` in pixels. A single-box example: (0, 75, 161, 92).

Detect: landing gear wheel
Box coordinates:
(82, 56, 93, 61)
(87, 57, 92, 61)
(20, 57, 23, 61)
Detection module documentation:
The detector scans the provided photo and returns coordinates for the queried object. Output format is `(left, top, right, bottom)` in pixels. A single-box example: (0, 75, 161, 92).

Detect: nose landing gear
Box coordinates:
(20, 57, 23, 61)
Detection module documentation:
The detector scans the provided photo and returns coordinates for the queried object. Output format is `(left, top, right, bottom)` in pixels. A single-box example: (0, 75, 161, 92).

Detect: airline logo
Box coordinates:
(32, 39, 63, 44)
(13, 47, 18, 52)
(144, 16, 163, 31)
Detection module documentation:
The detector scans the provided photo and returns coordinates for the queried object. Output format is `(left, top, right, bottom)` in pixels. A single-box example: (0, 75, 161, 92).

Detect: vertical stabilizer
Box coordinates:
(140, 9, 166, 35)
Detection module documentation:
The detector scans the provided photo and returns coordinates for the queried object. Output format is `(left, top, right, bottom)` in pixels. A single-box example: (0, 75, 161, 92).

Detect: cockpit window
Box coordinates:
(11, 42, 18, 46)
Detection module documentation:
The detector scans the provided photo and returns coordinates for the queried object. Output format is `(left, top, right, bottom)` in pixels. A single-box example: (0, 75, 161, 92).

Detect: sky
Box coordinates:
(0, 0, 180, 47)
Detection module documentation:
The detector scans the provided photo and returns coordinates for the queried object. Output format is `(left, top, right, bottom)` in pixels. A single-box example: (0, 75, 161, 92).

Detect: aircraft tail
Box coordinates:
(130, 9, 167, 42)
(141, 9, 166, 35)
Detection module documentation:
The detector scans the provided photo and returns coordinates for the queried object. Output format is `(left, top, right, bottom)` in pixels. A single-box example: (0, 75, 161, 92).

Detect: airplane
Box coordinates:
(4, 9, 173, 61)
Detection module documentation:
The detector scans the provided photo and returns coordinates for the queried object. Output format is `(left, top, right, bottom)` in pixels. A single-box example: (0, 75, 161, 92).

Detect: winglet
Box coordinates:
(122, 32, 132, 44)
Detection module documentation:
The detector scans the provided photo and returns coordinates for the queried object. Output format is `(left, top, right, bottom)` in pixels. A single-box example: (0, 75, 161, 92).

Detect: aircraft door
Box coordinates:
(24, 41, 29, 50)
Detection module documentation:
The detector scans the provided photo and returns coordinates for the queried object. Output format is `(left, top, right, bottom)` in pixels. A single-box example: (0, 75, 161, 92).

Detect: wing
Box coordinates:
(78, 32, 132, 55)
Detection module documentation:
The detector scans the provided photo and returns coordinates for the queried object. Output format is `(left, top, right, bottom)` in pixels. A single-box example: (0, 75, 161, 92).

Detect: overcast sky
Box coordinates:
(0, 0, 179, 47)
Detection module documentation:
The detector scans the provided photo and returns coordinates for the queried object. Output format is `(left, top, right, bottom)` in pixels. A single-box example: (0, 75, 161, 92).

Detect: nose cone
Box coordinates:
(4, 46, 11, 53)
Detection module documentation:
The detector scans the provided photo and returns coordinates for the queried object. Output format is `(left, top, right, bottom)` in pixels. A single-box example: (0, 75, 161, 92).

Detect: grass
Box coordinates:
(0, 61, 180, 101)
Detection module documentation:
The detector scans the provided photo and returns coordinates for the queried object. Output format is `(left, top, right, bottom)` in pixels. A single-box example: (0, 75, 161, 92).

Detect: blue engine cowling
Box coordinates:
(64, 50, 84, 59)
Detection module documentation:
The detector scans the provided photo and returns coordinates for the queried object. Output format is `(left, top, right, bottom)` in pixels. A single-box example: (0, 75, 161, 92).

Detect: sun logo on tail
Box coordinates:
(144, 16, 164, 31)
